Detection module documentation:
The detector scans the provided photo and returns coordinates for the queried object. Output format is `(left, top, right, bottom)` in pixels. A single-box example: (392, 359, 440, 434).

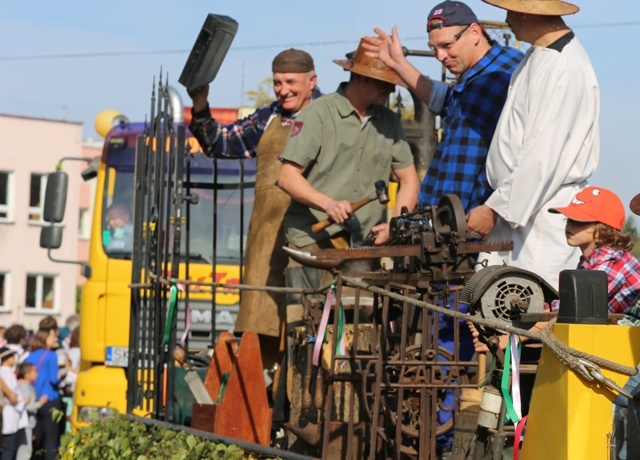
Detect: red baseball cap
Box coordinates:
(549, 186, 625, 231)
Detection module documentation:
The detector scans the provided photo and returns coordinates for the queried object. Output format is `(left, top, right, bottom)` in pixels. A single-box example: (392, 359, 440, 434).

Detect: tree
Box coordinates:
(624, 216, 639, 240)
(245, 77, 275, 108)
(623, 216, 640, 258)
(389, 91, 415, 121)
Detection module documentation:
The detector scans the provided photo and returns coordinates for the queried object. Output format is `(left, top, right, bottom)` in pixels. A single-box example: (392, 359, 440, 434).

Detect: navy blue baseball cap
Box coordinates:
(427, 1, 479, 31)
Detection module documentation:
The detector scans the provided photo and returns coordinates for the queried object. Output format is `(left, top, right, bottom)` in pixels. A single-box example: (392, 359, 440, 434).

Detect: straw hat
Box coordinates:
(629, 193, 640, 216)
(334, 39, 405, 87)
(482, 0, 579, 16)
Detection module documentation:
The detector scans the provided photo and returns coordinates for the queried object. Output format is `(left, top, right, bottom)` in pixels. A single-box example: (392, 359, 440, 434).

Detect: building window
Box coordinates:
(78, 208, 91, 240)
(0, 171, 14, 223)
(25, 274, 58, 311)
(28, 173, 47, 223)
(0, 273, 8, 310)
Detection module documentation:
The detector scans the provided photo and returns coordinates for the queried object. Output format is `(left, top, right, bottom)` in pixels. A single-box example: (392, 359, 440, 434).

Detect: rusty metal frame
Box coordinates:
(312, 272, 478, 459)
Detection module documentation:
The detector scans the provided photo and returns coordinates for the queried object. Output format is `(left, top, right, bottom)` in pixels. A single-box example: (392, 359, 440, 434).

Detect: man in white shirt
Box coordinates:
(467, 0, 599, 289)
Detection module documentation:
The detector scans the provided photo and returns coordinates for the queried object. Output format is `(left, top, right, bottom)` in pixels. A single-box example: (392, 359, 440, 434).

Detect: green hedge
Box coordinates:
(59, 415, 268, 459)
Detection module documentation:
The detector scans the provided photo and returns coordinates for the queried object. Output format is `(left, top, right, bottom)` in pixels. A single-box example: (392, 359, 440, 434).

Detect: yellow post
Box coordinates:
(521, 324, 640, 459)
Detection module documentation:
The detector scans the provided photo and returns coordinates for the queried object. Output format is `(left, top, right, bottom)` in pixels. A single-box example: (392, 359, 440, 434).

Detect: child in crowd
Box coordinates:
(547, 186, 640, 313)
(4, 325, 29, 369)
(471, 186, 640, 351)
(62, 327, 80, 393)
(612, 191, 640, 459)
(38, 317, 58, 336)
(24, 327, 64, 460)
(58, 314, 79, 348)
(16, 363, 47, 460)
(0, 347, 27, 460)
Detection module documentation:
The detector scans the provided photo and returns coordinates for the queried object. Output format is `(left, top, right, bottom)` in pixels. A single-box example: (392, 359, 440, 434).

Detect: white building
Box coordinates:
(0, 114, 83, 331)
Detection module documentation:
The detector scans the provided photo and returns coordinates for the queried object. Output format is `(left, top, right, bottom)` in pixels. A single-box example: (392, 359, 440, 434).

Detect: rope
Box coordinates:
(133, 269, 637, 377)
(143, 272, 330, 295)
(341, 276, 637, 377)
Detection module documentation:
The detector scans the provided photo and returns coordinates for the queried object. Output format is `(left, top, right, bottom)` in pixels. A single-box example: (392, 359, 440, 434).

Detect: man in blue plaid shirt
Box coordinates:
(364, 1, 523, 455)
(364, 0, 523, 213)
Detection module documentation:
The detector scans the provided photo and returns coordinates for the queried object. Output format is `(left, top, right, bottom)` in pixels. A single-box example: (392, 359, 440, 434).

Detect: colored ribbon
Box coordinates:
(501, 333, 522, 424)
(510, 334, 522, 420)
(177, 283, 191, 348)
(164, 283, 191, 349)
(311, 282, 347, 368)
(335, 299, 346, 367)
(163, 284, 178, 346)
(513, 415, 529, 460)
(312, 286, 335, 367)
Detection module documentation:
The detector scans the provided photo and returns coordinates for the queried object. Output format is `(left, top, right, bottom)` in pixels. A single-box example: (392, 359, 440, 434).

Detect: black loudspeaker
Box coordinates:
(178, 14, 238, 89)
(556, 269, 609, 324)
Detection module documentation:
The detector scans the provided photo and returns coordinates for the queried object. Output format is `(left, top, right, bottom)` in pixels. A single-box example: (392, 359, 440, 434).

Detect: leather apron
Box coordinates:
(234, 116, 291, 337)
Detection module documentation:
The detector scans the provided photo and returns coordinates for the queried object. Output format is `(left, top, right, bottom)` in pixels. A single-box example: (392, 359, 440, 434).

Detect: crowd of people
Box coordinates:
(181, 0, 635, 457)
(0, 315, 80, 460)
(3, 0, 638, 458)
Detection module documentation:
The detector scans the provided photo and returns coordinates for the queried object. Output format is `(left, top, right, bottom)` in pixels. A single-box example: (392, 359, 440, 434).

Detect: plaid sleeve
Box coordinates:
(582, 248, 640, 314)
(419, 45, 523, 211)
(189, 102, 278, 158)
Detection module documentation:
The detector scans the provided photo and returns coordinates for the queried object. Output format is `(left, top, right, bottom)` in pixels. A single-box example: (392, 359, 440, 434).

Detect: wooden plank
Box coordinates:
(214, 332, 272, 446)
(204, 331, 237, 403)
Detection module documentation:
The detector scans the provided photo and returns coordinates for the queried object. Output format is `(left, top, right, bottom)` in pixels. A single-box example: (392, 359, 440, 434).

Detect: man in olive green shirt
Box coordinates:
(278, 39, 419, 251)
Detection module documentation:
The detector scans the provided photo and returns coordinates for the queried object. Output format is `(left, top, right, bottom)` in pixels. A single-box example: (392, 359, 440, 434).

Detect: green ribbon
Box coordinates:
(216, 371, 231, 405)
(163, 284, 178, 346)
(478, 354, 496, 388)
(501, 339, 521, 424)
(336, 297, 345, 357)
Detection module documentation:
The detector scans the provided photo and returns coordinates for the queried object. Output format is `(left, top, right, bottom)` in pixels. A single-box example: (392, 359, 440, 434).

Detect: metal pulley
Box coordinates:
(461, 265, 558, 325)
(434, 194, 467, 239)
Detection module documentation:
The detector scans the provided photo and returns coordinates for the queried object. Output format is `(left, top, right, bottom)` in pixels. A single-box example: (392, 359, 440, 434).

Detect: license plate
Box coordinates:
(105, 346, 129, 367)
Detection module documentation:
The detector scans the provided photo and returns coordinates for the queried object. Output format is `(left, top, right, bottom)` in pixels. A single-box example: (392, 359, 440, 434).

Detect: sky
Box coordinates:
(1, 0, 640, 218)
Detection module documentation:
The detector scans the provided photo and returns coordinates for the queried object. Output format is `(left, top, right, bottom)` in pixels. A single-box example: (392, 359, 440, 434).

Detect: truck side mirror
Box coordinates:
(43, 171, 68, 223)
(40, 225, 62, 249)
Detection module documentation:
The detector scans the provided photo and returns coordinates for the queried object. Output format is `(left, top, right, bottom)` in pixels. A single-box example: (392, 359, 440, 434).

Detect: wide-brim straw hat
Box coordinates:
(333, 39, 406, 88)
(482, 0, 579, 16)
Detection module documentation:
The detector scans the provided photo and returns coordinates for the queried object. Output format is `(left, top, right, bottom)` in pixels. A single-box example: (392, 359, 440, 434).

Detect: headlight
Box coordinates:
(77, 406, 116, 423)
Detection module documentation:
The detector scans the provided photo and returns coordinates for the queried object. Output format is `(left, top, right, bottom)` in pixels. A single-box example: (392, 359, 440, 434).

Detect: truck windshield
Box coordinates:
(101, 145, 254, 263)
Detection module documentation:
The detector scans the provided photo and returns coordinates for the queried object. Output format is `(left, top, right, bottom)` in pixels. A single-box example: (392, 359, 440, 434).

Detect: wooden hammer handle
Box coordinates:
(311, 196, 372, 234)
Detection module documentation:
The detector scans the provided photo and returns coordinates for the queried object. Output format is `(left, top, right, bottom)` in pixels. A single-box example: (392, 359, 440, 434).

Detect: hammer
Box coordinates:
(311, 180, 390, 234)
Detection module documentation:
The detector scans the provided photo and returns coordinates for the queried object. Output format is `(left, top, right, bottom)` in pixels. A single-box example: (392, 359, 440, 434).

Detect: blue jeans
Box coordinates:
(435, 292, 474, 451)
(2, 428, 26, 460)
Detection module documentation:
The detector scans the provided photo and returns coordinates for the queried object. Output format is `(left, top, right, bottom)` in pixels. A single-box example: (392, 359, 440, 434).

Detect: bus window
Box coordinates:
(100, 146, 255, 263)
(186, 173, 253, 264)
(102, 166, 134, 258)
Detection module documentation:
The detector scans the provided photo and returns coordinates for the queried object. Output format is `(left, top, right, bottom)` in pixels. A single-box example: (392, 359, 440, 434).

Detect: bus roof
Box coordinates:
(102, 121, 257, 176)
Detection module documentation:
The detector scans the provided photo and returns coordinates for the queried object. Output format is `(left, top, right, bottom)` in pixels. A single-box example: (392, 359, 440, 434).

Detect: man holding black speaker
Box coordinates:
(187, 48, 320, 373)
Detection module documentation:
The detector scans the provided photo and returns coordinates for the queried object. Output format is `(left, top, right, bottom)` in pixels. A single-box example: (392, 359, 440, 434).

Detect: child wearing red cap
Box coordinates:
(548, 186, 640, 314)
(471, 186, 640, 353)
